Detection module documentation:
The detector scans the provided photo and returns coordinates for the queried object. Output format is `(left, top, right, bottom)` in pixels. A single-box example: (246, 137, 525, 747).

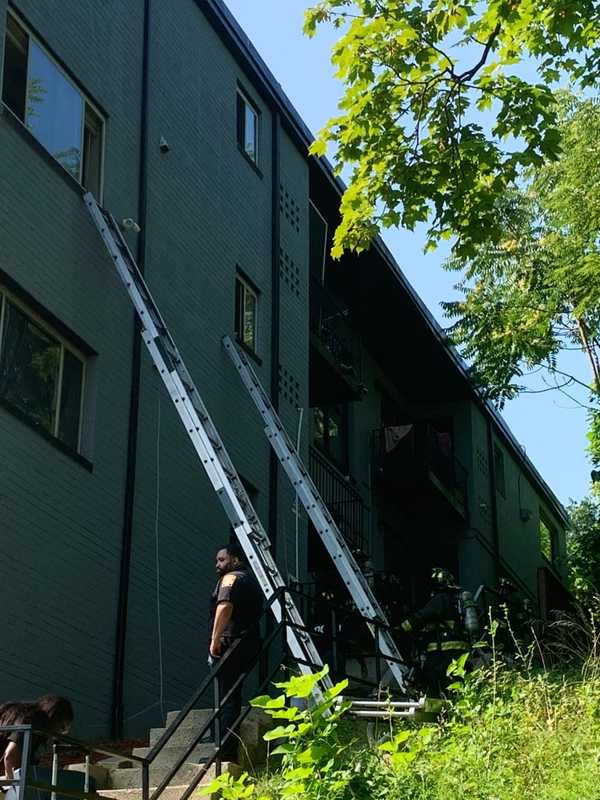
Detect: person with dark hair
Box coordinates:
(35, 696, 73, 736)
(208, 543, 263, 763)
(0, 696, 73, 781)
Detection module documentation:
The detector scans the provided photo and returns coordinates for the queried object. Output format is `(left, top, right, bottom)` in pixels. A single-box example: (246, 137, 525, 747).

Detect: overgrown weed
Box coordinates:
(205, 603, 600, 800)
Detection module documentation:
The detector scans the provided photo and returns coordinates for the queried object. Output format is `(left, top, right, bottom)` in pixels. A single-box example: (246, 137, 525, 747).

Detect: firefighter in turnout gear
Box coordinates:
(400, 568, 471, 695)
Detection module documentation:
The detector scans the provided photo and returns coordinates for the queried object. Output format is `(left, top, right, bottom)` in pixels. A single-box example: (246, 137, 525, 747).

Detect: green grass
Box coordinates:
(250, 659, 600, 800)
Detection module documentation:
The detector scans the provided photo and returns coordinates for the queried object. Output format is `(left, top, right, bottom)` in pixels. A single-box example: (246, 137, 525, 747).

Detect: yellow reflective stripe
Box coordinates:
(426, 641, 470, 652)
(401, 620, 412, 633)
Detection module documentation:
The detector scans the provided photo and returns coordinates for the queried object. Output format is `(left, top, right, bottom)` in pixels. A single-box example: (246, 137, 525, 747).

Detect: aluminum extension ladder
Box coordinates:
(223, 336, 408, 692)
(83, 193, 331, 697)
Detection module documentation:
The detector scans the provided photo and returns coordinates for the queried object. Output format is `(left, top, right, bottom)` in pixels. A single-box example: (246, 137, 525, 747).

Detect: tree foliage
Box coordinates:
(567, 496, 600, 601)
(304, 0, 600, 259)
(441, 95, 600, 461)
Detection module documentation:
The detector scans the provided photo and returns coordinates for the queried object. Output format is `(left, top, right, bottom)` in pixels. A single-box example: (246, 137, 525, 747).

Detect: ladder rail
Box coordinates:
(83, 193, 330, 694)
(223, 335, 408, 692)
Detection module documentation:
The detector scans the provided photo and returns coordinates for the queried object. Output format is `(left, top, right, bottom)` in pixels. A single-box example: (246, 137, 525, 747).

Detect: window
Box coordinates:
(234, 275, 258, 354)
(309, 201, 328, 284)
(2, 11, 103, 196)
(539, 513, 557, 565)
(494, 444, 506, 498)
(0, 288, 86, 452)
(236, 89, 258, 164)
(313, 404, 348, 468)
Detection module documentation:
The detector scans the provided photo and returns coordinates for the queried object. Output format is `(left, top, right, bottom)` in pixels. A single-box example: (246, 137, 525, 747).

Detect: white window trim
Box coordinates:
(237, 87, 259, 165)
(0, 285, 87, 452)
(5, 8, 105, 198)
(236, 274, 259, 353)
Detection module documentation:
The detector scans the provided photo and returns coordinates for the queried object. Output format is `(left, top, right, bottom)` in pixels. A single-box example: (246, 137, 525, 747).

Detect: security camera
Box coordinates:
(159, 136, 170, 153)
(121, 218, 141, 233)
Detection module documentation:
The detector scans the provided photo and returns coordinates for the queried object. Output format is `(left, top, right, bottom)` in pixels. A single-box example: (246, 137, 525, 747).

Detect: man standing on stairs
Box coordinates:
(208, 543, 263, 762)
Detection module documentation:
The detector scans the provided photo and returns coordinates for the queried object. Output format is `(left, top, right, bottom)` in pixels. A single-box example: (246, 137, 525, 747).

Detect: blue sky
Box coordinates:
(223, 0, 591, 507)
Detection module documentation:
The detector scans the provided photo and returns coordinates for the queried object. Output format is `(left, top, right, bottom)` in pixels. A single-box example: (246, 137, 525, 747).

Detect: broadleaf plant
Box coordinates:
(304, 0, 600, 259)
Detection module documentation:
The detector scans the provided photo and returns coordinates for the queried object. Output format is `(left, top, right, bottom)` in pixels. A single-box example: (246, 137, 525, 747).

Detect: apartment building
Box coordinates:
(0, 0, 568, 738)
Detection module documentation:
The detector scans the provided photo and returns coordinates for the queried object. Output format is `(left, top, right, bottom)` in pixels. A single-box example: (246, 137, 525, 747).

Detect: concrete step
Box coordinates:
(98, 786, 211, 800)
(95, 757, 135, 770)
(66, 763, 111, 789)
(98, 789, 200, 800)
(149, 726, 213, 749)
(130, 744, 215, 766)
(107, 762, 213, 790)
(165, 709, 213, 728)
(99, 762, 241, 798)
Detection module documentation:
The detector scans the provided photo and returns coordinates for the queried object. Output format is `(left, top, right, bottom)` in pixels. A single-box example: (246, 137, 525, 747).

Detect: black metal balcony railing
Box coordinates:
(374, 423, 468, 514)
(309, 445, 366, 551)
(310, 279, 362, 384)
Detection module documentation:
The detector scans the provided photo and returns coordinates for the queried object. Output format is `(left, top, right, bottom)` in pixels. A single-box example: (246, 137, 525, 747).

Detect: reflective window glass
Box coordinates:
(26, 40, 84, 179)
(59, 349, 84, 450)
(243, 288, 257, 350)
(234, 276, 258, 354)
(244, 102, 257, 161)
(0, 299, 60, 434)
(237, 90, 258, 165)
(2, 12, 28, 119)
(0, 292, 86, 452)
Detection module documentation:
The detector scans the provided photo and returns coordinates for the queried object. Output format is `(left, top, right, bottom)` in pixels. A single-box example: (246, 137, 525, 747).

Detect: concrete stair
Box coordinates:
(95, 761, 242, 800)
(67, 707, 271, 800)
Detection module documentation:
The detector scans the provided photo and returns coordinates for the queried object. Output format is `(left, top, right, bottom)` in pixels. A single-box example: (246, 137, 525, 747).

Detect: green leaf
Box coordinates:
(309, 138, 328, 158)
(250, 694, 286, 709)
(263, 724, 296, 741)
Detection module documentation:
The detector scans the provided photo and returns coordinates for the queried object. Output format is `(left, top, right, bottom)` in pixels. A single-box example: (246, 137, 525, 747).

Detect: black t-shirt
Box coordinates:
(209, 568, 263, 644)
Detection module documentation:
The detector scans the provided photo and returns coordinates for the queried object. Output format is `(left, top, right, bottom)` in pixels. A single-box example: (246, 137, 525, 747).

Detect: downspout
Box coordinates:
(268, 112, 281, 558)
(486, 419, 501, 585)
(112, 0, 152, 739)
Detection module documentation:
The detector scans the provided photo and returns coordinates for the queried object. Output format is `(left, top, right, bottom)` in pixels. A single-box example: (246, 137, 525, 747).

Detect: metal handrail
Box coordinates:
(0, 724, 142, 800)
(147, 607, 289, 800)
(0, 583, 408, 800)
(0, 588, 295, 800)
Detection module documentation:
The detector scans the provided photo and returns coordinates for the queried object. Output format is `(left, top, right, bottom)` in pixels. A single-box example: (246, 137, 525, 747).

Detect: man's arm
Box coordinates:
(210, 602, 234, 657)
(401, 594, 446, 633)
(3, 740, 21, 780)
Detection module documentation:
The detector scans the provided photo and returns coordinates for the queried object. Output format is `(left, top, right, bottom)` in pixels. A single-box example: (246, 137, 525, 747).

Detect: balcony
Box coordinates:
(374, 423, 468, 520)
(309, 445, 366, 551)
(310, 279, 364, 403)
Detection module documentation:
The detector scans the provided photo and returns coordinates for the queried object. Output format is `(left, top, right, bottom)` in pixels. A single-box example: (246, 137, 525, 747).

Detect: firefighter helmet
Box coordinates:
(431, 566, 457, 589)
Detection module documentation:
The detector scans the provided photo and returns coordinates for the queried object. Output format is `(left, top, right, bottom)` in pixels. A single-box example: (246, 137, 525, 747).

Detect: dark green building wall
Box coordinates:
(0, 0, 145, 734)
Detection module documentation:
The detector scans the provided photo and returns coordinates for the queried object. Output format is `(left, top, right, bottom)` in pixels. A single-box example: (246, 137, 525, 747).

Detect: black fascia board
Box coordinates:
(200, 0, 568, 526)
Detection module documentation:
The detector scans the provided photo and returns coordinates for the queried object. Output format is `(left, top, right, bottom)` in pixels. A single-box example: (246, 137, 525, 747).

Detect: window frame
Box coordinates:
(538, 510, 558, 567)
(309, 200, 329, 285)
(236, 86, 259, 168)
(0, 284, 87, 454)
(234, 272, 259, 358)
(313, 403, 349, 471)
(2, 8, 106, 198)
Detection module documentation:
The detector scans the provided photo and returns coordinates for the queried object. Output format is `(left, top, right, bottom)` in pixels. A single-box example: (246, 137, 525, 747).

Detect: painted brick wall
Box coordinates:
(0, 0, 145, 734)
(118, 2, 310, 733)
